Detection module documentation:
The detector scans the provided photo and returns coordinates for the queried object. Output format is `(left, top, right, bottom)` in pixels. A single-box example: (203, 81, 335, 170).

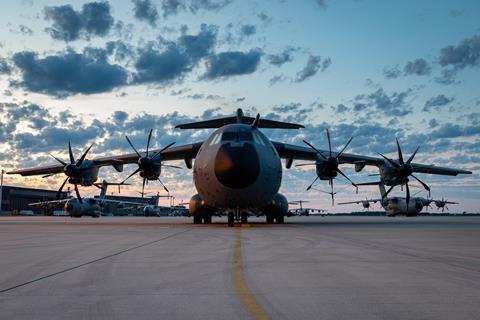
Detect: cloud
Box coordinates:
(295, 55, 330, 82)
(315, 0, 327, 9)
(203, 49, 262, 80)
(12, 49, 128, 97)
(269, 74, 286, 86)
(161, 0, 232, 17)
(403, 58, 432, 76)
(132, 0, 159, 26)
(240, 24, 256, 37)
(439, 34, 480, 70)
(354, 88, 413, 117)
(267, 47, 296, 67)
(178, 24, 217, 60)
(383, 65, 401, 79)
(0, 57, 11, 74)
(43, 1, 114, 41)
(423, 94, 454, 112)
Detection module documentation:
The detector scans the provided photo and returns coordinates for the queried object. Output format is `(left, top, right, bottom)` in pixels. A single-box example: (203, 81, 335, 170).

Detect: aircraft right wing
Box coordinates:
(338, 199, 382, 205)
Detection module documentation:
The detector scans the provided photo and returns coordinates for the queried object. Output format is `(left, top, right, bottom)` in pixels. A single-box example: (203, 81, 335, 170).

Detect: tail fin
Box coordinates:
(99, 180, 108, 199)
(175, 108, 304, 129)
(94, 180, 130, 199)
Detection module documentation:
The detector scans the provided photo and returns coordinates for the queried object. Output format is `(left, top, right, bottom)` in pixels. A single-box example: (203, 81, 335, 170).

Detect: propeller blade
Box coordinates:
(151, 142, 176, 160)
(303, 140, 327, 160)
(125, 136, 142, 158)
(330, 178, 334, 206)
(157, 178, 169, 192)
(377, 152, 400, 168)
(56, 177, 69, 199)
(50, 154, 67, 166)
(146, 129, 153, 156)
(42, 173, 58, 178)
(396, 138, 404, 165)
(326, 129, 332, 157)
(163, 164, 182, 169)
(74, 184, 82, 204)
(383, 185, 395, 198)
(76, 143, 94, 167)
(68, 140, 75, 164)
(405, 182, 410, 208)
(306, 176, 319, 191)
(336, 168, 357, 188)
(411, 174, 430, 195)
(141, 177, 147, 198)
(406, 146, 420, 164)
(121, 168, 141, 184)
(336, 136, 353, 159)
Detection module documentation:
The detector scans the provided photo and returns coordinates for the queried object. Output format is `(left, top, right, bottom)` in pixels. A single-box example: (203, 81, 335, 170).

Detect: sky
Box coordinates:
(0, 0, 479, 212)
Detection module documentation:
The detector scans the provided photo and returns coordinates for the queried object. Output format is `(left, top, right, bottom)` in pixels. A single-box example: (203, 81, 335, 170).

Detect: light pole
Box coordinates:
(0, 169, 4, 215)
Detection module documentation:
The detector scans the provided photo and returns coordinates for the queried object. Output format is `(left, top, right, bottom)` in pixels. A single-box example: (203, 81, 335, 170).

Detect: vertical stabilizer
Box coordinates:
(99, 180, 108, 199)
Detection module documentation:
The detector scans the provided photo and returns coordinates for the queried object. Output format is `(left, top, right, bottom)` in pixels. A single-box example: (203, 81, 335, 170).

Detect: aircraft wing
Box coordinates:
(92, 142, 203, 165)
(28, 199, 70, 207)
(271, 141, 472, 176)
(338, 199, 381, 205)
(8, 164, 65, 176)
(8, 142, 204, 176)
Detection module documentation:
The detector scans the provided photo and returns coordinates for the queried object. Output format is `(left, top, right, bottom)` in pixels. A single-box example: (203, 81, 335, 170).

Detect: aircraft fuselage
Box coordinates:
(193, 124, 282, 209)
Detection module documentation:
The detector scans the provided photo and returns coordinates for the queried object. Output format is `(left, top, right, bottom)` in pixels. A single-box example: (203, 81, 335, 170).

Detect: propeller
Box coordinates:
(298, 129, 357, 205)
(49, 141, 94, 204)
(122, 129, 178, 198)
(378, 139, 430, 207)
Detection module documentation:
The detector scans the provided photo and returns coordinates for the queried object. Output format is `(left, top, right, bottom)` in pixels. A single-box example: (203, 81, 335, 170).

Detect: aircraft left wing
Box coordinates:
(8, 142, 204, 176)
(271, 141, 472, 176)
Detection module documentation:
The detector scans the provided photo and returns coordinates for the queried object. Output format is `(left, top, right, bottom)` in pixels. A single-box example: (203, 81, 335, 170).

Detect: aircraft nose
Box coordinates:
(215, 143, 260, 189)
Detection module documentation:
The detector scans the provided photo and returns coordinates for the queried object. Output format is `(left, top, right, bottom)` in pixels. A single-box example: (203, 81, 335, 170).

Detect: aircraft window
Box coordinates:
(238, 132, 253, 141)
(221, 132, 236, 141)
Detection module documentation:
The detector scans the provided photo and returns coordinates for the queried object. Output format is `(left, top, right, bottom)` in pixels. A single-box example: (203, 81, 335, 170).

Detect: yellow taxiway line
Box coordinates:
(233, 228, 271, 320)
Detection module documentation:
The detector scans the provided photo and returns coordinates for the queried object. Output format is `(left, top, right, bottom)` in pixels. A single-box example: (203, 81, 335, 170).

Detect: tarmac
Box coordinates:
(0, 215, 479, 320)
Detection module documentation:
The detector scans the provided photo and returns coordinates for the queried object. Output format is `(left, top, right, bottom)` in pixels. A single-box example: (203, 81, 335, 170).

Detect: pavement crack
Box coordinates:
(0, 228, 192, 294)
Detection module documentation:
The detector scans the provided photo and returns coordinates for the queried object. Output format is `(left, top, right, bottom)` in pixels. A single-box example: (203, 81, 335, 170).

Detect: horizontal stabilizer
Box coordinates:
(175, 116, 304, 129)
(175, 109, 304, 129)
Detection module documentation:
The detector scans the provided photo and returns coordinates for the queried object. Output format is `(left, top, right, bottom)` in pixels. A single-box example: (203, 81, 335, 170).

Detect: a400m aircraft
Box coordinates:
(8, 109, 472, 226)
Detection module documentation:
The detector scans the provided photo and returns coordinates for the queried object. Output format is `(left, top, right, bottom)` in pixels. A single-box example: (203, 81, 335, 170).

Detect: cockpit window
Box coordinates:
(221, 131, 253, 142)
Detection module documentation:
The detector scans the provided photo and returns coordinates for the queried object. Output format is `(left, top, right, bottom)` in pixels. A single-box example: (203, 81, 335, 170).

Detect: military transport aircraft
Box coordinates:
(431, 197, 459, 213)
(29, 180, 145, 217)
(339, 181, 431, 217)
(10, 108, 472, 226)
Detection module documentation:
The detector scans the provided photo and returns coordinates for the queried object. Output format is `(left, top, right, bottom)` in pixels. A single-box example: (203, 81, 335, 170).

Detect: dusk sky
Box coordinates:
(0, 0, 479, 212)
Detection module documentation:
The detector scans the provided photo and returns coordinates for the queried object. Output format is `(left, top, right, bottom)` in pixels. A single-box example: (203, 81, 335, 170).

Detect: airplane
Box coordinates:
(10, 108, 472, 226)
(9, 141, 125, 200)
(29, 181, 138, 218)
(339, 181, 431, 217)
(288, 200, 326, 216)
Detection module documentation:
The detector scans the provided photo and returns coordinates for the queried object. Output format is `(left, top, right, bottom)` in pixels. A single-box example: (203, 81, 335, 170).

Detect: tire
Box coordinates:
(228, 212, 235, 227)
(275, 215, 284, 224)
(241, 212, 248, 224)
(266, 214, 274, 224)
(204, 214, 212, 224)
(193, 215, 202, 224)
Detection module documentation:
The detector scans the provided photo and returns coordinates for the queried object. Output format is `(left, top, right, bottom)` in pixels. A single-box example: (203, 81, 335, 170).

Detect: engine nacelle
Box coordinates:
(65, 200, 82, 218)
(262, 193, 289, 216)
(144, 205, 159, 216)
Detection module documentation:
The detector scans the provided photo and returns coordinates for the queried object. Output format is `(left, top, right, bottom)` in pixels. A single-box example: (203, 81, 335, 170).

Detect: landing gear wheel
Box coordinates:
(204, 214, 212, 224)
(241, 212, 248, 224)
(275, 215, 284, 224)
(228, 212, 235, 227)
(193, 215, 202, 224)
(266, 214, 274, 224)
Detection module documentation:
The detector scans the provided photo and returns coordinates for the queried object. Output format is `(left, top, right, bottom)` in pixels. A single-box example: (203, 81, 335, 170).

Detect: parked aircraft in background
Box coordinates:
(11, 109, 472, 226)
(288, 200, 326, 216)
(431, 197, 459, 212)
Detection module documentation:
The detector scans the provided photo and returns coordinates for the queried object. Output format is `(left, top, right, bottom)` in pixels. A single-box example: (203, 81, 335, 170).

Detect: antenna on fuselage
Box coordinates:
(251, 113, 260, 128)
(236, 108, 244, 123)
